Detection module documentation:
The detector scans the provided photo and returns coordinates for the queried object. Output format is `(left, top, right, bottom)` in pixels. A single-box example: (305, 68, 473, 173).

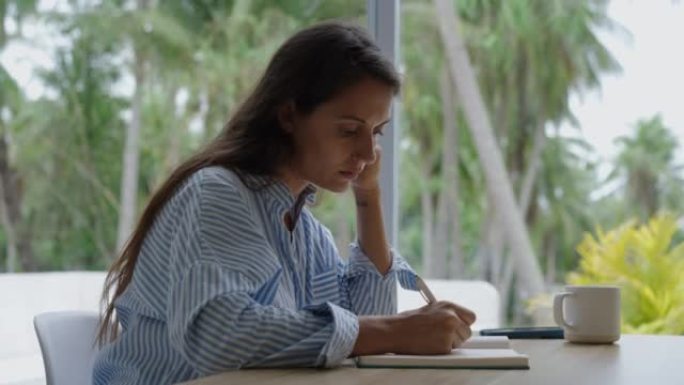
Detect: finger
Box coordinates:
(460, 323, 473, 341)
(452, 330, 465, 348)
(443, 302, 477, 326)
(457, 307, 476, 326)
(449, 324, 465, 349)
(445, 312, 469, 343)
(454, 319, 472, 343)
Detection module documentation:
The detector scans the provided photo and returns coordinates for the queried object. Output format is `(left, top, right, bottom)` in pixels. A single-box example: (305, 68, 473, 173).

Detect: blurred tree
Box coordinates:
(401, 1, 450, 277)
(0, 0, 38, 45)
(0, 65, 30, 271)
(397, 0, 620, 323)
(48, 0, 199, 258)
(458, 0, 618, 288)
(611, 115, 682, 220)
(4, 0, 679, 323)
(0, 0, 38, 271)
(435, 0, 545, 298)
(25, 21, 126, 268)
(533, 134, 598, 284)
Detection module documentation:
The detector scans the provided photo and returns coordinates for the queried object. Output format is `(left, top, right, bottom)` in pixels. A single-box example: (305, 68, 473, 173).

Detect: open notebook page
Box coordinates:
(460, 336, 510, 349)
(355, 336, 529, 369)
(356, 349, 529, 369)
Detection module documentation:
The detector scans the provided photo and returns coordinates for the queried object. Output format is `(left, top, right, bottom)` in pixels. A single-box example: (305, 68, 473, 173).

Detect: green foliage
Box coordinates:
(568, 214, 684, 334)
(0, 0, 680, 330)
(611, 115, 683, 220)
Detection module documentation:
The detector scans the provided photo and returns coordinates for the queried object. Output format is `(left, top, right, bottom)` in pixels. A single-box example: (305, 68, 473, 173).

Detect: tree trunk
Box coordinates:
(544, 232, 557, 285)
(432, 191, 448, 278)
(0, 130, 34, 271)
(0, 135, 18, 272)
(165, 87, 182, 172)
(116, 0, 149, 251)
(474, 208, 493, 280)
(439, 67, 465, 278)
(519, 121, 546, 217)
(481, 122, 545, 319)
(499, 251, 515, 322)
(116, 48, 144, 251)
(434, 0, 545, 297)
(479, 195, 506, 285)
(420, 160, 435, 277)
(509, 54, 530, 186)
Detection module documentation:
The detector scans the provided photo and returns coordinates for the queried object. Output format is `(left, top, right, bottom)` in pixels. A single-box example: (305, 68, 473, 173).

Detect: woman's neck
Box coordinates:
(275, 166, 308, 198)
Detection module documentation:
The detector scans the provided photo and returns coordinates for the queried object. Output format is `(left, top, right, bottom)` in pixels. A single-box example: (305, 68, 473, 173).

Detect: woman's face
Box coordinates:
(279, 77, 394, 194)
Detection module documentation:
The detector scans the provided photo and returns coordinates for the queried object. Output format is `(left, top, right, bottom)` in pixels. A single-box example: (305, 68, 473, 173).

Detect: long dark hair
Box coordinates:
(97, 21, 401, 344)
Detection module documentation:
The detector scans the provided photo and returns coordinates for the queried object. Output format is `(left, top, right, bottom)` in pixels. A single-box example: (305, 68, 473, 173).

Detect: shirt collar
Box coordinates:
(239, 172, 317, 223)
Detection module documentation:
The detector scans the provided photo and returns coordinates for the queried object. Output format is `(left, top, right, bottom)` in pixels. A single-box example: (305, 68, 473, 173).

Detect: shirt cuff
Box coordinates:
(346, 242, 419, 291)
(306, 302, 359, 367)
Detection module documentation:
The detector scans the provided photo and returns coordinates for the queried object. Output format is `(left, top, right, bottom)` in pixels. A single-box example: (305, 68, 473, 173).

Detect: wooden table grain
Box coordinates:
(180, 334, 684, 385)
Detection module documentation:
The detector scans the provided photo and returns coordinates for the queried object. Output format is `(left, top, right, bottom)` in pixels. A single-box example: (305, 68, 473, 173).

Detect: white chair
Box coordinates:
(398, 279, 501, 331)
(33, 311, 101, 385)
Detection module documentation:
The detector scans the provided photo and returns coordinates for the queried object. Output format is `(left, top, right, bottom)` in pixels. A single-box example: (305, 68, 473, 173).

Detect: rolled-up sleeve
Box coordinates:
(166, 173, 360, 374)
(343, 242, 418, 315)
(313, 224, 419, 317)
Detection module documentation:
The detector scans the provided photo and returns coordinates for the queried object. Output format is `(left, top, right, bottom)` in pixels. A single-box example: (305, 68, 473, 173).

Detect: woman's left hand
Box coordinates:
(353, 145, 382, 193)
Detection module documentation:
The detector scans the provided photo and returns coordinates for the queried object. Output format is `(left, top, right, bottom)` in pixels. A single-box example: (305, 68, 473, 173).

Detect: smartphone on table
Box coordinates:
(479, 326, 564, 339)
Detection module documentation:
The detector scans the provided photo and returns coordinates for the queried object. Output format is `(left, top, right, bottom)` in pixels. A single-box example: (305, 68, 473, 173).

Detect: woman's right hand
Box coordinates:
(390, 301, 477, 355)
(352, 301, 477, 357)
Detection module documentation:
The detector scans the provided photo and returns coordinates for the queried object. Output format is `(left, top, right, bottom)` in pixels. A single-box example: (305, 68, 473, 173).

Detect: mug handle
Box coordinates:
(553, 292, 575, 329)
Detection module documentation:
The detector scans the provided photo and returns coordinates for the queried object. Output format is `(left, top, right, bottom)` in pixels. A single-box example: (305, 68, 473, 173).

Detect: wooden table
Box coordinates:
(181, 335, 684, 385)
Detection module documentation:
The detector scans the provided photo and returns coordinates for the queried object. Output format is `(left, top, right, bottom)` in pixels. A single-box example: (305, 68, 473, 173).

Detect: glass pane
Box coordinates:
(0, 0, 365, 271)
(398, 0, 684, 329)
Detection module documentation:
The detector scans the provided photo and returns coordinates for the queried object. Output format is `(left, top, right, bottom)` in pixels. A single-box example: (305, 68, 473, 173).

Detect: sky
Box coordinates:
(560, 0, 684, 164)
(1, 0, 683, 166)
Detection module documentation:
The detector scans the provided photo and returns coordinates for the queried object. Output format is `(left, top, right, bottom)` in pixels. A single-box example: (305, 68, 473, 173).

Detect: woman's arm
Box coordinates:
(352, 145, 391, 274)
(354, 185, 391, 274)
(170, 269, 359, 372)
(167, 171, 359, 372)
(352, 302, 477, 356)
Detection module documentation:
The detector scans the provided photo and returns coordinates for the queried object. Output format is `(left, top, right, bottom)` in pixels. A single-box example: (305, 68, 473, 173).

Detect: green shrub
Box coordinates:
(568, 214, 684, 334)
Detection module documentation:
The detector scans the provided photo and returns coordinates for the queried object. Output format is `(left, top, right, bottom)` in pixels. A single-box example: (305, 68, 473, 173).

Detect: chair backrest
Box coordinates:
(398, 279, 501, 330)
(33, 311, 100, 385)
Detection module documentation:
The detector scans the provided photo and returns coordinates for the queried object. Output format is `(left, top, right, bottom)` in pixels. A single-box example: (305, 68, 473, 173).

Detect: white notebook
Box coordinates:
(355, 336, 529, 369)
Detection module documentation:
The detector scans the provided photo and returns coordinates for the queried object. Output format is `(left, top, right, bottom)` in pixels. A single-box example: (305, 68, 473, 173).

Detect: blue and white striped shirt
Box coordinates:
(93, 166, 417, 385)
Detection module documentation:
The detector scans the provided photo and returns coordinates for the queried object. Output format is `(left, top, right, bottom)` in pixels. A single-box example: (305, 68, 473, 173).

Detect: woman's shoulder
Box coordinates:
(193, 166, 244, 190)
(180, 166, 250, 197)
(166, 166, 252, 216)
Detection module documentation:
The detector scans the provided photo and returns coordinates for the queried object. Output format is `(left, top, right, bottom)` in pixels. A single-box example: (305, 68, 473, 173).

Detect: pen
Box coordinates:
(416, 276, 437, 304)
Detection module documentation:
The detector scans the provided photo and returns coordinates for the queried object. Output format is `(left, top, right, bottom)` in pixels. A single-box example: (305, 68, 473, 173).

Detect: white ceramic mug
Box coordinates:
(553, 285, 621, 343)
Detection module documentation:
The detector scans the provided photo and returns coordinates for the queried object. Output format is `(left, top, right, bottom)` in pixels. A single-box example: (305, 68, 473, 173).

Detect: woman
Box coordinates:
(94, 21, 476, 385)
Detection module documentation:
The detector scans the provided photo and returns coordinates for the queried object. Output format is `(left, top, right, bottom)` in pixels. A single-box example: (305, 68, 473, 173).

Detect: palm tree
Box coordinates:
(63, 1, 199, 251)
(460, 0, 618, 271)
(0, 0, 38, 271)
(434, 0, 545, 297)
(0, 66, 26, 272)
(401, 1, 448, 277)
(401, 1, 481, 278)
(32, 22, 126, 268)
(434, 0, 620, 306)
(533, 134, 598, 284)
(116, 0, 149, 251)
(612, 115, 681, 220)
